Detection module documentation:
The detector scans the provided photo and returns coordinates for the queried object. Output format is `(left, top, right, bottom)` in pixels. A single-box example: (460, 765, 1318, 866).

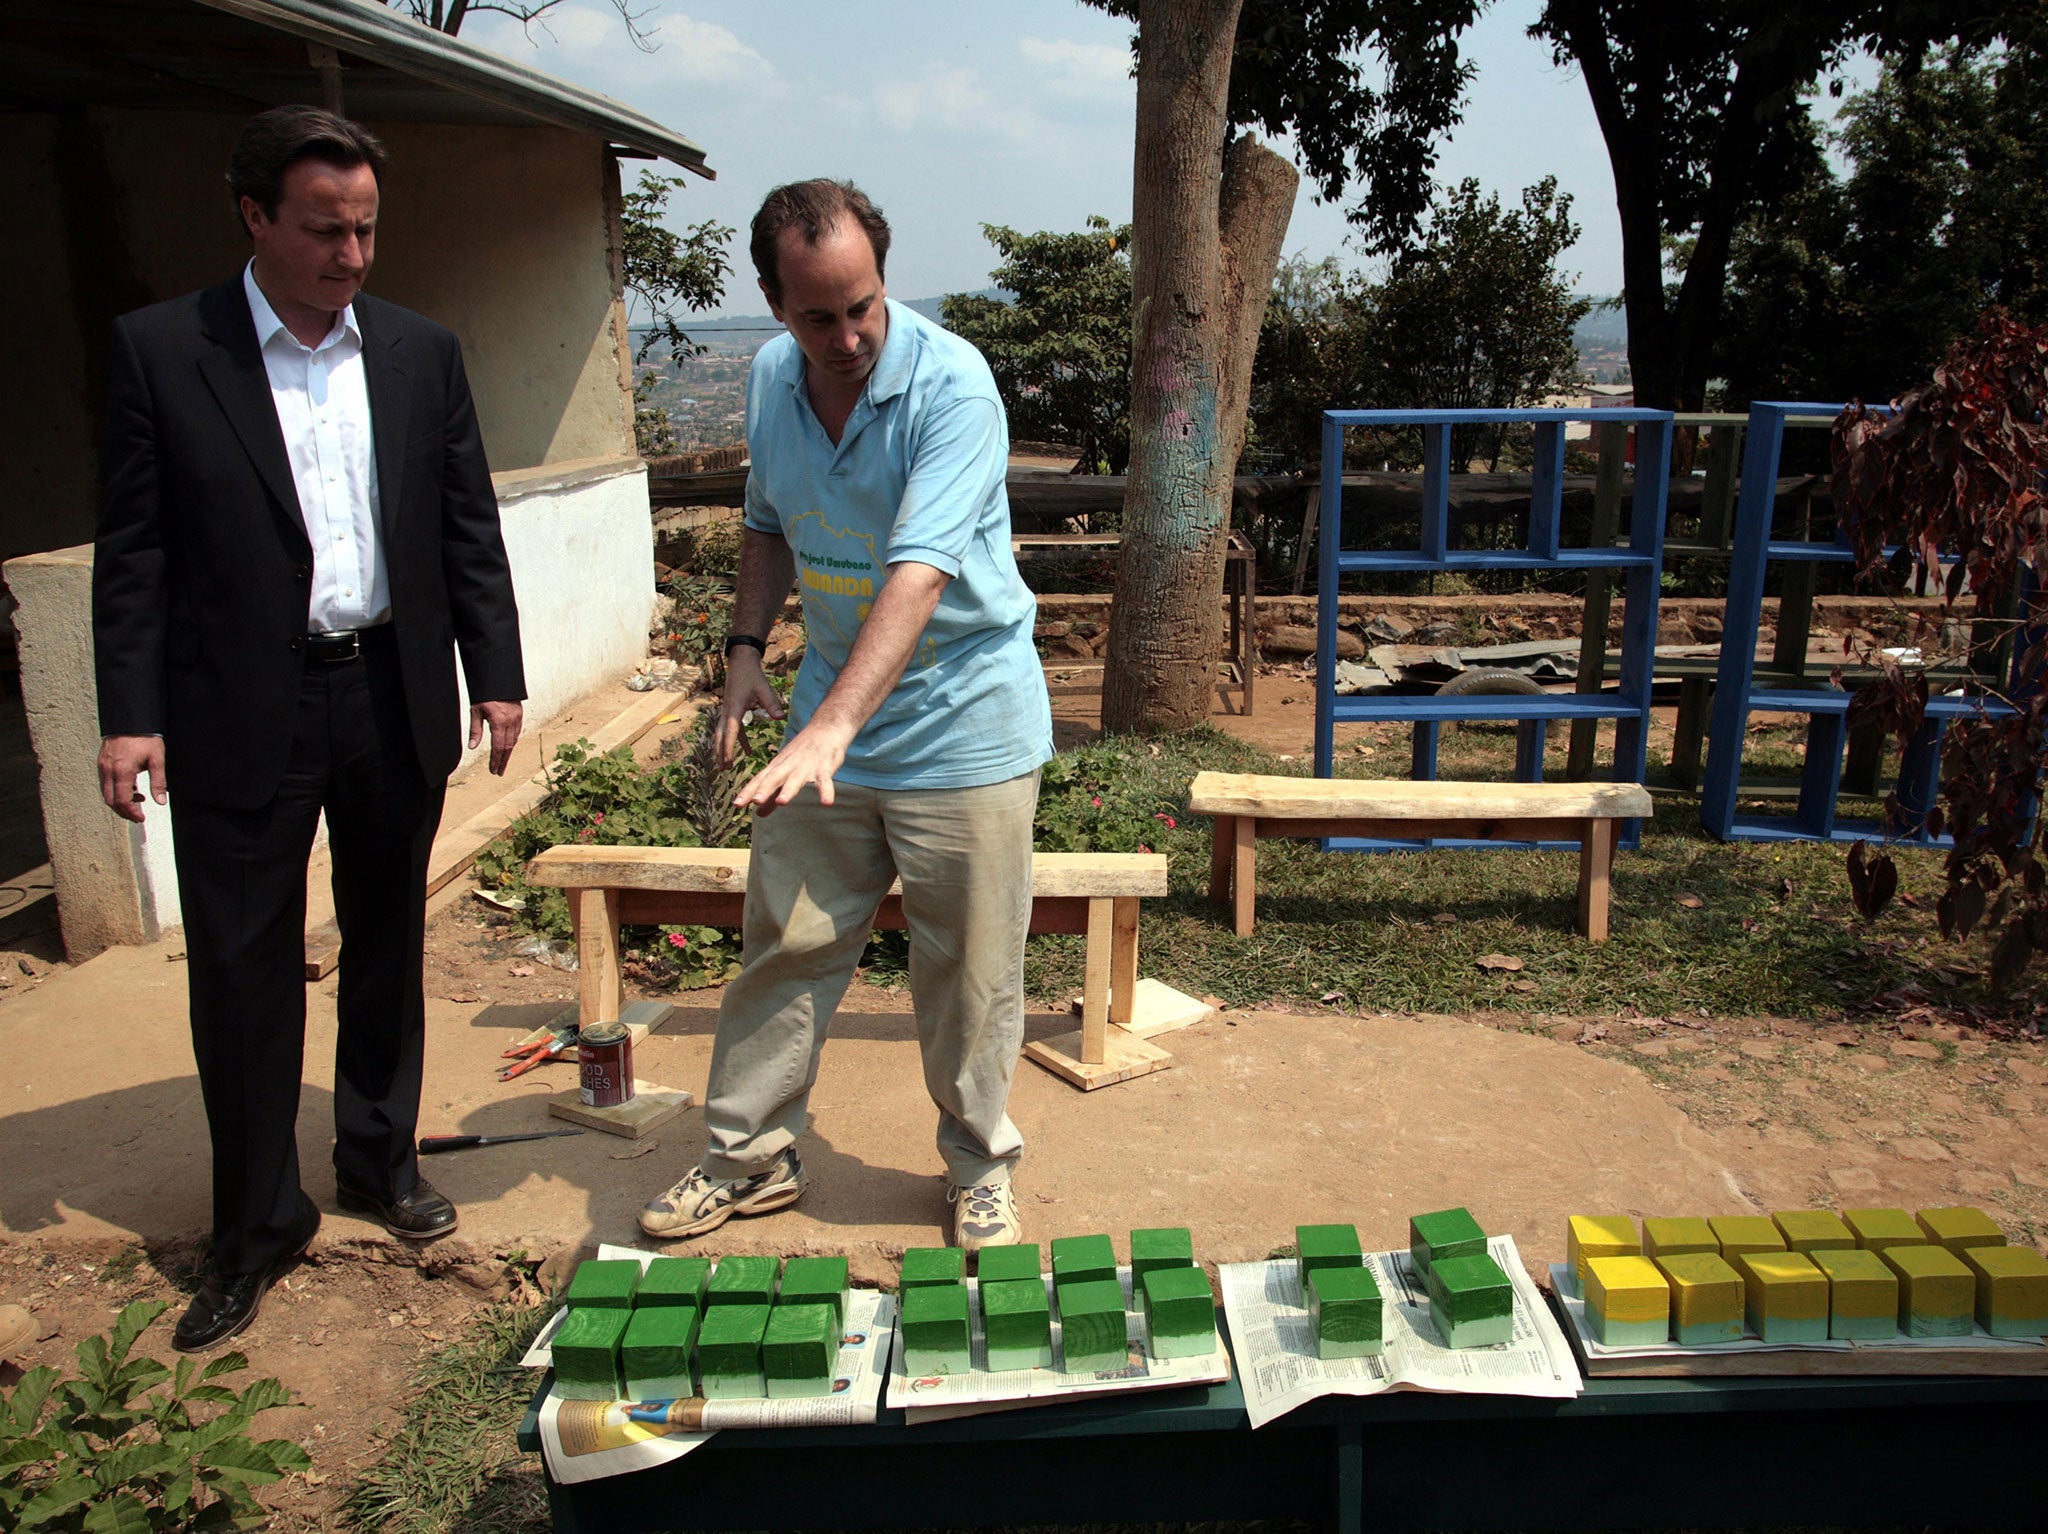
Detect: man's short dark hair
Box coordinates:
(228, 105, 387, 235)
(750, 180, 891, 304)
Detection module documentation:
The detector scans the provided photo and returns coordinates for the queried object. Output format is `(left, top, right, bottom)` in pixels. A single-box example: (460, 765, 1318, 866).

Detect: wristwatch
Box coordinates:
(723, 633, 768, 658)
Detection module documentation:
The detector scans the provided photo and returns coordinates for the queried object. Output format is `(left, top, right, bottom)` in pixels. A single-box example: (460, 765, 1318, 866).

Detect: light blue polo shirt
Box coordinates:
(744, 298, 1052, 790)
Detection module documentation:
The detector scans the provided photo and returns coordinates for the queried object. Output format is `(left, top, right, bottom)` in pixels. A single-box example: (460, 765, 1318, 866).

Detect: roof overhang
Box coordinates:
(0, 0, 713, 179)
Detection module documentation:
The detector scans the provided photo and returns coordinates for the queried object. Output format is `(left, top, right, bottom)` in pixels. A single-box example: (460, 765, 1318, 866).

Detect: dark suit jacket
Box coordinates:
(94, 278, 526, 809)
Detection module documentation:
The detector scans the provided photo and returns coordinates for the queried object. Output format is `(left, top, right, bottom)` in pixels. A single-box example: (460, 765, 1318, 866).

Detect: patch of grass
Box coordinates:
(338, 1303, 552, 1534)
(96, 1242, 145, 1285)
(1022, 725, 1976, 1022)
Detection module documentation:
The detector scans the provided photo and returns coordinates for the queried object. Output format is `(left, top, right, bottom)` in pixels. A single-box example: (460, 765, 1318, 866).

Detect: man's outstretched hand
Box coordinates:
(469, 700, 524, 775)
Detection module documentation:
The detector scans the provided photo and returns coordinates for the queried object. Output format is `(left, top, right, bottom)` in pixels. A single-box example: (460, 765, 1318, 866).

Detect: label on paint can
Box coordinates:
(578, 1022, 634, 1107)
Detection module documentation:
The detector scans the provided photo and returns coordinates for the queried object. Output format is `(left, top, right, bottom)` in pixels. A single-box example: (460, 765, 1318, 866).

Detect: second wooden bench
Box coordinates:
(1186, 772, 1654, 941)
(526, 845, 1170, 1083)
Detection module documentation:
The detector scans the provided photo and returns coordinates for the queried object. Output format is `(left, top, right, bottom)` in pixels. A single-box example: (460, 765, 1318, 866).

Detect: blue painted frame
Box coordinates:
(1314, 407, 1674, 852)
(1698, 400, 2017, 845)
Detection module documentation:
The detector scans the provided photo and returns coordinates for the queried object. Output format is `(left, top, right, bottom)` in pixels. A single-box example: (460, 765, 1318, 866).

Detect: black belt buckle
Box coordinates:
(305, 630, 361, 663)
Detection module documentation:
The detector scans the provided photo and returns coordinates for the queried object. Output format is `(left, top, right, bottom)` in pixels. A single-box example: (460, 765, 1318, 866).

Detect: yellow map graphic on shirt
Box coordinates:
(785, 508, 939, 669)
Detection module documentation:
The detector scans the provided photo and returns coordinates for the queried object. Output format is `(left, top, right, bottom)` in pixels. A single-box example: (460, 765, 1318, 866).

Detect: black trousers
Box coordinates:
(170, 630, 446, 1277)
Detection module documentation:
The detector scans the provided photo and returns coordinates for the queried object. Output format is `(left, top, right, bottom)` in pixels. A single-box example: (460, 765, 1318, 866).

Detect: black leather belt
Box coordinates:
(304, 626, 394, 663)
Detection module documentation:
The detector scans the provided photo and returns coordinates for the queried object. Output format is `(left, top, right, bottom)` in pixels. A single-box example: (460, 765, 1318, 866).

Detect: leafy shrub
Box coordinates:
(1036, 740, 1190, 853)
(0, 1299, 308, 1531)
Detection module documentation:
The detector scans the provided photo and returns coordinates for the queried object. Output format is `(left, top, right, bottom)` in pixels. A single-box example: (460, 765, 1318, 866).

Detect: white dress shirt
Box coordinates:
(243, 262, 390, 632)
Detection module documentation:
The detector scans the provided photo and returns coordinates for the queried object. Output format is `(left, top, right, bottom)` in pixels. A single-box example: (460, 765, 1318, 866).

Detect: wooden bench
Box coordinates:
(525, 845, 1171, 1087)
(1186, 773, 1654, 941)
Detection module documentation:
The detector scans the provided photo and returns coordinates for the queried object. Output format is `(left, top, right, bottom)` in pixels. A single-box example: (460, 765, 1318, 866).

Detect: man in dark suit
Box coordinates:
(92, 106, 526, 1352)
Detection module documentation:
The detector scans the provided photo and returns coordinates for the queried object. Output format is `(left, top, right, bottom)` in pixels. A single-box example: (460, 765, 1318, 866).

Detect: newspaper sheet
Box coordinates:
(1547, 1261, 2048, 1360)
(886, 1266, 1232, 1424)
(1220, 1235, 1581, 1430)
(531, 1246, 896, 1485)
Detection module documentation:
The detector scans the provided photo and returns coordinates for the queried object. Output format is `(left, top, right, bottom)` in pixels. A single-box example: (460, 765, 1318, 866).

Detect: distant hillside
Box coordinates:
(637, 289, 1001, 343)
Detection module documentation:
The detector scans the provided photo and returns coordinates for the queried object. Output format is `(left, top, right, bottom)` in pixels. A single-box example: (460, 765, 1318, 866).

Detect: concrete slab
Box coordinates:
(0, 940, 1747, 1288)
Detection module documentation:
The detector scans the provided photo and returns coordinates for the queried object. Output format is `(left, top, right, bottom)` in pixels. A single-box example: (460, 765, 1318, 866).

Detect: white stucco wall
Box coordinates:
(4, 455, 654, 960)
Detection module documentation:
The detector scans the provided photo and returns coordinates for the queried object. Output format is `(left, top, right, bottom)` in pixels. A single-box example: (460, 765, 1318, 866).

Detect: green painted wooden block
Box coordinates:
(1297, 1223, 1364, 1293)
(900, 1282, 971, 1376)
(1642, 1217, 1717, 1261)
(1584, 1255, 1669, 1348)
(696, 1303, 769, 1398)
(1566, 1215, 1638, 1288)
(1710, 1215, 1786, 1263)
(776, 1256, 850, 1327)
(1882, 1244, 1975, 1338)
(1963, 1245, 2048, 1338)
(1844, 1207, 1928, 1254)
(1139, 1265, 1216, 1360)
(1810, 1247, 1897, 1341)
(636, 1256, 711, 1309)
(763, 1302, 837, 1398)
(1655, 1252, 1744, 1346)
(1737, 1251, 1828, 1343)
(705, 1254, 778, 1309)
(1050, 1234, 1117, 1293)
(621, 1305, 698, 1399)
(564, 1258, 641, 1310)
(1307, 1264, 1383, 1359)
(1771, 1210, 1856, 1255)
(974, 1242, 1042, 1287)
(1426, 1252, 1513, 1349)
(1130, 1227, 1195, 1288)
(551, 1305, 630, 1400)
(900, 1246, 966, 1290)
(1916, 1206, 2007, 1256)
(1057, 1277, 1129, 1372)
(1412, 1209, 1488, 1283)
(980, 1277, 1053, 1371)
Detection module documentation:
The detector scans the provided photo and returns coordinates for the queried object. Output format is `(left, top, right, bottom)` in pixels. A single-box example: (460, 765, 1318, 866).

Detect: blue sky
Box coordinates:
(463, 2, 1851, 316)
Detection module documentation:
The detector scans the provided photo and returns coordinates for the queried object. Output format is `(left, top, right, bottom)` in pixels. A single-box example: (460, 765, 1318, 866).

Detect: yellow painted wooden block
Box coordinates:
(1772, 1209, 1856, 1254)
(1655, 1252, 1744, 1345)
(1844, 1207, 1928, 1253)
(1962, 1245, 2048, 1338)
(1738, 1251, 1828, 1342)
(1710, 1215, 1787, 1262)
(1810, 1248, 1897, 1340)
(1882, 1244, 1975, 1338)
(1916, 1206, 2007, 1256)
(1642, 1217, 1718, 1258)
(1567, 1215, 1639, 1287)
(1584, 1255, 1669, 1347)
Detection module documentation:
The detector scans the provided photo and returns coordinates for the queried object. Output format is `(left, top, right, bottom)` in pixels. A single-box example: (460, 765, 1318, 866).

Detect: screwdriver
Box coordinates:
(418, 1129, 587, 1154)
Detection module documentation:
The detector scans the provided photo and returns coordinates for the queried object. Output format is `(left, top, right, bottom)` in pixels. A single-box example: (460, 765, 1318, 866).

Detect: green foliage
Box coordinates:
(0, 1299, 308, 1532)
(1035, 741, 1198, 854)
(1245, 255, 1374, 476)
(1717, 36, 2048, 406)
(656, 571, 734, 665)
(621, 170, 733, 458)
(942, 218, 1133, 474)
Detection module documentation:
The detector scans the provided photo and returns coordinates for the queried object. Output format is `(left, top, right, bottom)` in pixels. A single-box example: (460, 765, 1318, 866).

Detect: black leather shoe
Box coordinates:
(336, 1176, 459, 1240)
(173, 1225, 317, 1354)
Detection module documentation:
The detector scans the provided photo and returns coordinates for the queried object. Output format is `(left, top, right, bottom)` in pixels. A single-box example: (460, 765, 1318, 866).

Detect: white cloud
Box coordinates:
(1018, 35, 1131, 100)
(638, 12, 776, 85)
(467, 5, 773, 89)
(872, 62, 1043, 148)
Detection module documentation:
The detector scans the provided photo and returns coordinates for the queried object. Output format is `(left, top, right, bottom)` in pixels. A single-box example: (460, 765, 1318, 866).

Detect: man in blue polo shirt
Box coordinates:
(641, 179, 1052, 1252)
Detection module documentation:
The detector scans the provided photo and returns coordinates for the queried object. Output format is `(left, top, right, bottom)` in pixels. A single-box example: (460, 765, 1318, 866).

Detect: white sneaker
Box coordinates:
(948, 1180, 1022, 1252)
(639, 1147, 806, 1240)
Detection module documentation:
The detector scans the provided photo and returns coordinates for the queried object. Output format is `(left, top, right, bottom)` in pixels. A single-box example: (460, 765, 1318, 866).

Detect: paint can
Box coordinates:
(578, 1022, 634, 1107)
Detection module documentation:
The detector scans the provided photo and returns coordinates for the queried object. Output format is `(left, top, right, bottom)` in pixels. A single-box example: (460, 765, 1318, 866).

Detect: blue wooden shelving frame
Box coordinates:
(1699, 400, 2018, 845)
(1314, 407, 1674, 852)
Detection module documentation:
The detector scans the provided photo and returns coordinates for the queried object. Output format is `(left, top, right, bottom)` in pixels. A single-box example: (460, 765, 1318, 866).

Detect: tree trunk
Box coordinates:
(1104, 0, 1293, 735)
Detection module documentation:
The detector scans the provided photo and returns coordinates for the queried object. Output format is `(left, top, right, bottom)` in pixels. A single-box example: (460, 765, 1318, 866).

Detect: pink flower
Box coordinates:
(1138, 843, 1152, 855)
(1091, 796, 1103, 807)
(1154, 813, 1177, 829)
(577, 826, 595, 841)
(592, 812, 605, 824)
(667, 931, 689, 949)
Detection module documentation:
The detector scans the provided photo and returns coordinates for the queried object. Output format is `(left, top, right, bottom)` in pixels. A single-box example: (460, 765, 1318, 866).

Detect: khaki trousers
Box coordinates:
(699, 769, 1040, 1188)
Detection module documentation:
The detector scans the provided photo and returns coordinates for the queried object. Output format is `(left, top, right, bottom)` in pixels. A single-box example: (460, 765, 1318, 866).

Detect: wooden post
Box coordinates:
(1669, 675, 1711, 789)
(1568, 422, 1628, 779)
(1576, 819, 1616, 942)
(1291, 480, 1320, 594)
(1109, 897, 1140, 1026)
(1208, 814, 1235, 905)
(1232, 814, 1258, 937)
(575, 887, 622, 1026)
(1081, 896, 1112, 1065)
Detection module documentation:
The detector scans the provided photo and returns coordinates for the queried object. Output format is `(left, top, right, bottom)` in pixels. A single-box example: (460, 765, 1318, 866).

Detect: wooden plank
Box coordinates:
(575, 888, 622, 1026)
(1576, 817, 1616, 941)
(1023, 1026, 1173, 1091)
(1249, 816, 1591, 843)
(1232, 813, 1256, 938)
(1188, 771, 1651, 821)
(303, 919, 341, 980)
(547, 1082, 694, 1139)
(1081, 977, 1214, 1040)
(1080, 898, 1111, 1064)
(532, 846, 1168, 898)
(1568, 421, 1628, 779)
(614, 889, 1103, 936)
(1108, 897, 1139, 1028)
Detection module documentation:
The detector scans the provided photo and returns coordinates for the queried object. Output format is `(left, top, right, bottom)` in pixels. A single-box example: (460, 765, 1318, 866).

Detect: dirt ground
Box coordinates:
(6, 662, 2048, 1529)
